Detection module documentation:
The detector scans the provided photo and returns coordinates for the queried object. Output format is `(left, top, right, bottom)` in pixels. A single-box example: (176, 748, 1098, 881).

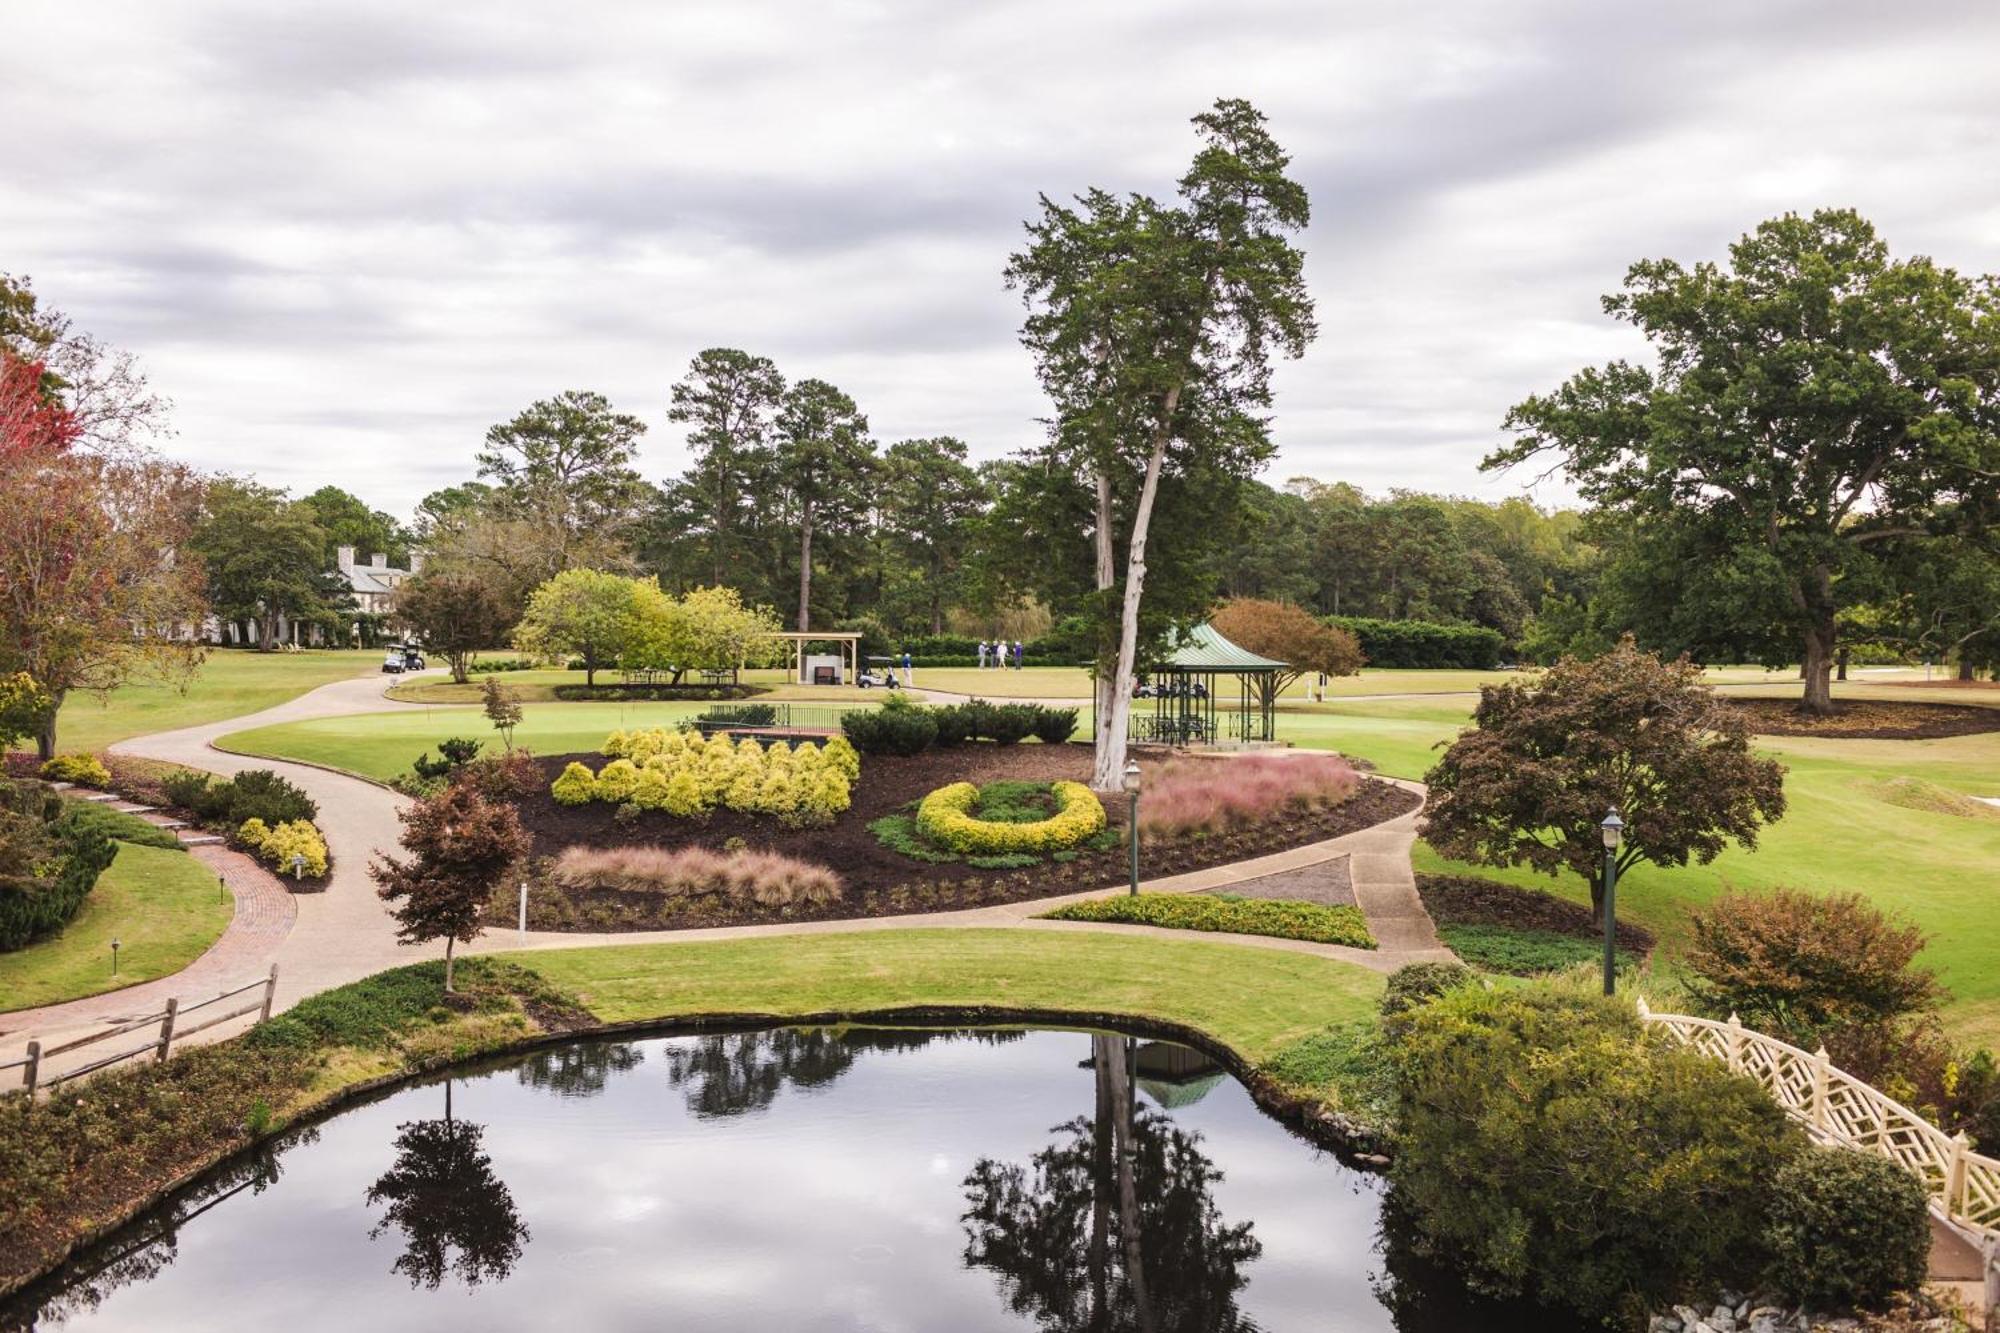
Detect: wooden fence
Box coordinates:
(1639, 1000, 2000, 1244)
(0, 966, 279, 1096)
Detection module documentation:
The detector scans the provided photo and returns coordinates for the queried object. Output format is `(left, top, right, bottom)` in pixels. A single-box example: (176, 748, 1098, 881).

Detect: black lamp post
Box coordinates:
(1599, 809, 1624, 996)
(1122, 760, 1142, 896)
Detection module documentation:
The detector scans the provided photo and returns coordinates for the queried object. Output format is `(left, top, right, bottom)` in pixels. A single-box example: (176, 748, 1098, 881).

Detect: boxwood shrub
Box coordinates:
(1388, 984, 1802, 1321)
(1761, 1147, 1929, 1310)
(1324, 616, 1505, 669)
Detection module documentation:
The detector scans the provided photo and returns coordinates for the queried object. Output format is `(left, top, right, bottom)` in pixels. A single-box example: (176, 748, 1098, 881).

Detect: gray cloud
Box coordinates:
(4, 0, 1997, 515)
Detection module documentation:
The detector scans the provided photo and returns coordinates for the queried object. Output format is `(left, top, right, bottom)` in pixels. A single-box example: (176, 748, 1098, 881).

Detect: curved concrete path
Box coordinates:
(2, 669, 1447, 1077)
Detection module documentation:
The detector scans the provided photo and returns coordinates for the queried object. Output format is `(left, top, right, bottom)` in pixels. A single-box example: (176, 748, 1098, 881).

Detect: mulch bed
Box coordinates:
(1414, 872, 1655, 955)
(1204, 856, 1355, 906)
(514, 745, 1421, 932)
(1723, 697, 2000, 739)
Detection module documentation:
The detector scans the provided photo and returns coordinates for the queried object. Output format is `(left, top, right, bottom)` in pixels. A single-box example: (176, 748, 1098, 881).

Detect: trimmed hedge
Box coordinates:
(551, 683, 760, 701)
(1325, 616, 1505, 669)
(915, 779, 1105, 855)
(1043, 893, 1375, 949)
(840, 698, 937, 756)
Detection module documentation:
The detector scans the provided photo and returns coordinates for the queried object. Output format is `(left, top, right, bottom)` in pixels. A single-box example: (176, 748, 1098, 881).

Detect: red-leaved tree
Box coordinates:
(373, 785, 532, 992)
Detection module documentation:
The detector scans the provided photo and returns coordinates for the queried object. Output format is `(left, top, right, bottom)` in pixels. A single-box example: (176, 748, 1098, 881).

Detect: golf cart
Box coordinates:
(380, 643, 427, 674)
(855, 656, 902, 689)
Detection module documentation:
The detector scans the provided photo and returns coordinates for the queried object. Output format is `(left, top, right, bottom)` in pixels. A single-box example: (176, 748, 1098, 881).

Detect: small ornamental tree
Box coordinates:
(511, 568, 640, 686)
(372, 785, 531, 992)
(480, 677, 523, 752)
(1421, 637, 1787, 921)
(1209, 597, 1365, 701)
(395, 572, 513, 684)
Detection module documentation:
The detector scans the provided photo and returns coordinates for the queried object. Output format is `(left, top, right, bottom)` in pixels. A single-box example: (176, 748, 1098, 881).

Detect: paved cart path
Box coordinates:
(2, 670, 1448, 1076)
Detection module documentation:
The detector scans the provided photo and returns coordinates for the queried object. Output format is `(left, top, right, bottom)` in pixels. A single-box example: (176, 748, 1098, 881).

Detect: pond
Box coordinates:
(5, 1026, 1574, 1331)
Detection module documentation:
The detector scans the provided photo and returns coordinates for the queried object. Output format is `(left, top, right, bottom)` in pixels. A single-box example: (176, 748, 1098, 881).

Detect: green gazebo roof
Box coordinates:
(1158, 622, 1288, 673)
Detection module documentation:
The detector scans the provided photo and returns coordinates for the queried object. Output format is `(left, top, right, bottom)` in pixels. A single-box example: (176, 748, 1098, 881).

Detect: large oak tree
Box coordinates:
(1491, 210, 2000, 714)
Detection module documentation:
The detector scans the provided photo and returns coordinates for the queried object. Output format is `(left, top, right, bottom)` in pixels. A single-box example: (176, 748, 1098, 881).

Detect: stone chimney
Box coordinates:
(336, 545, 357, 570)
(409, 552, 426, 574)
(369, 552, 388, 569)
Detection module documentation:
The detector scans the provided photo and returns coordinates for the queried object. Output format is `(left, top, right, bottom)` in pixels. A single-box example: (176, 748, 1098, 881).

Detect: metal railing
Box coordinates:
(1, 965, 279, 1096)
(686, 703, 862, 736)
(1639, 1000, 2000, 1240)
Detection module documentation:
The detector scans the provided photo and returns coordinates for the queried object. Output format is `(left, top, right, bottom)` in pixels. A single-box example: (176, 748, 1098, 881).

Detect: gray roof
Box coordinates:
(1158, 622, 1288, 673)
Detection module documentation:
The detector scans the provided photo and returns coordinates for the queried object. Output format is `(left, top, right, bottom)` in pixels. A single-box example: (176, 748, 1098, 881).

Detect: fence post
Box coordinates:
(155, 997, 179, 1063)
(23, 1040, 39, 1095)
(259, 964, 279, 1022)
(1725, 1013, 1744, 1074)
(1810, 1047, 1830, 1134)
(1634, 996, 1650, 1021)
(1944, 1132, 1971, 1218)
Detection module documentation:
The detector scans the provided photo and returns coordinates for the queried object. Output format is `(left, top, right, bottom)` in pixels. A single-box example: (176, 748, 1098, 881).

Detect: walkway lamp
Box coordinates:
(290, 853, 306, 881)
(1599, 809, 1624, 996)
(111, 937, 121, 975)
(1122, 760, 1143, 897)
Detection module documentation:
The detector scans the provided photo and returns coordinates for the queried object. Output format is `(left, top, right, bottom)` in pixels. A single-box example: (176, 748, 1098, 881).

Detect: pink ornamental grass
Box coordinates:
(551, 843, 843, 906)
(1137, 753, 1360, 839)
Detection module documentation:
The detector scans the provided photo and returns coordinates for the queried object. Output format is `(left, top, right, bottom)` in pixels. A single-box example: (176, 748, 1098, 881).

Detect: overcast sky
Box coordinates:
(5, 1, 1997, 519)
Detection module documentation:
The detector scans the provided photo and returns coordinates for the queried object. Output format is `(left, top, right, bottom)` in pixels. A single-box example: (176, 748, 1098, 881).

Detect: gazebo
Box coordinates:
(1134, 622, 1286, 746)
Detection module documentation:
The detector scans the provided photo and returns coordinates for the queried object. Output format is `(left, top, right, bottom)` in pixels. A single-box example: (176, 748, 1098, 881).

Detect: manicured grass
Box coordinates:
(8, 649, 379, 757)
(1041, 893, 1376, 948)
(0, 843, 231, 1011)
(1275, 684, 2000, 1044)
(509, 928, 1383, 1062)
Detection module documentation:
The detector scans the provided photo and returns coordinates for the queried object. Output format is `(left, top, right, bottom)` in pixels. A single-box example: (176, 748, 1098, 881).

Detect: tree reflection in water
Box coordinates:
(515, 1040, 644, 1098)
(364, 1081, 529, 1290)
(962, 1035, 1263, 1333)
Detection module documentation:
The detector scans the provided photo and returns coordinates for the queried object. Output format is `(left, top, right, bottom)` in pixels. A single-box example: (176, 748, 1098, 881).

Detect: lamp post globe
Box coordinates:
(1598, 809, 1624, 996)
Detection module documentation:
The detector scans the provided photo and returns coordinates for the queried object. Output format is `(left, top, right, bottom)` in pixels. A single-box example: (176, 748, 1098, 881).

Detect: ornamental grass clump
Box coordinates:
(549, 844, 842, 907)
(1137, 754, 1359, 839)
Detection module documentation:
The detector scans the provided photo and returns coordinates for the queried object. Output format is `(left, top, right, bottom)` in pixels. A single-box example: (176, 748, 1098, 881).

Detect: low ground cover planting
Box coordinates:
(1042, 892, 1375, 948)
(1414, 872, 1652, 977)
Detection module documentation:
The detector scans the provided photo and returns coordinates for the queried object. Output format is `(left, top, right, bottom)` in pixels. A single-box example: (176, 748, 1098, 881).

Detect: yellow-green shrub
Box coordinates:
(915, 780, 1105, 855)
(595, 758, 641, 803)
(40, 753, 111, 788)
(823, 736, 861, 782)
(551, 762, 597, 806)
(237, 817, 329, 878)
(601, 729, 631, 758)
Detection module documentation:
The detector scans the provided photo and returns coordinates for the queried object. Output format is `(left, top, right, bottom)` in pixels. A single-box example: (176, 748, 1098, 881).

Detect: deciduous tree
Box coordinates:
(1209, 597, 1364, 700)
(1491, 210, 2000, 714)
(510, 568, 640, 686)
(1421, 637, 1787, 921)
(394, 572, 513, 684)
(189, 480, 352, 651)
(1006, 99, 1317, 790)
(371, 784, 531, 992)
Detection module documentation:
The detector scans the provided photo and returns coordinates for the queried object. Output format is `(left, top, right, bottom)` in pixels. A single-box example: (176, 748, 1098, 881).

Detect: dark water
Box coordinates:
(6, 1027, 1571, 1331)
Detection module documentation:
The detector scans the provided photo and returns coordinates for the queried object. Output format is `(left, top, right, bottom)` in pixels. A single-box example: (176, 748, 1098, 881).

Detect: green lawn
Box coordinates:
(219, 700, 868, 782)
(510, 928, 1383, 1064)
(0, 843, 231, 1012)
(1279, 685, 2000, 1046)
(386, 666, 881, 705)
(11, 649, 379, 757)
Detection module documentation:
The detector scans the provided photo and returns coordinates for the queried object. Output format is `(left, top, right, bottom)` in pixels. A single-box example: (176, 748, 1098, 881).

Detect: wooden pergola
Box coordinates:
(761, 631, 864, 685)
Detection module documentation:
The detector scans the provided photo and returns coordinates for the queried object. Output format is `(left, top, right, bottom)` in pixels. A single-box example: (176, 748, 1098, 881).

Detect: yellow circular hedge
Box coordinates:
(915, 779, 1106, 855)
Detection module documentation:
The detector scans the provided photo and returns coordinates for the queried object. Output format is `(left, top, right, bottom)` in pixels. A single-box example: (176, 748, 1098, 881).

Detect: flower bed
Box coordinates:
(1042, 892, 1376, 948)
(551, 729, 856, 829)
(914, 780, 1105, 855)
(1137, 754, 1360, 839)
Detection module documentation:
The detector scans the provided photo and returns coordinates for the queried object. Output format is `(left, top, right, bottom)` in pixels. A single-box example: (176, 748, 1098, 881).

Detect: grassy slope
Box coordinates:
(513, 928, 1382, 1061)
(10, 650, 378, 757)
(0, 844, 231, 1011)
(1287, 684, 2000, 1045)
